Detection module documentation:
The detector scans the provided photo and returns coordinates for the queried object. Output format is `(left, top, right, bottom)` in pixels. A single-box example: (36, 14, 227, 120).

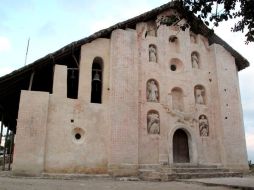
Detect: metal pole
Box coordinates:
(24, 38, 30, 66)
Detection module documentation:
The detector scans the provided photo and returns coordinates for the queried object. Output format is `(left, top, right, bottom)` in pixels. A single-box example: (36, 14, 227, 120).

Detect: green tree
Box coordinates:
(180, 0, 254, 44)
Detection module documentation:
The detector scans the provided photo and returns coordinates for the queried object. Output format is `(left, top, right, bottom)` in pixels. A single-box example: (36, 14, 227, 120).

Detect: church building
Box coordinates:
(0, 2, 249, 180)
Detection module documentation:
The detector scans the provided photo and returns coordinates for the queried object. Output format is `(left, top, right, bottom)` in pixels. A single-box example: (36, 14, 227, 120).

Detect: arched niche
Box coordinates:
(148, 44, 157, 62)
(171, 87, 184, 111)
(91, 57, 103, 104)
(191, 51, 200, 69)
(190, 32, 197, 44)
(194, 85, 206, 105)
(169, 35, 180, 52)
(169, 58, 183, 72)
(146, 20, 157, 37)
(146, 79, 159, 102)
(147, 110, 160, 135)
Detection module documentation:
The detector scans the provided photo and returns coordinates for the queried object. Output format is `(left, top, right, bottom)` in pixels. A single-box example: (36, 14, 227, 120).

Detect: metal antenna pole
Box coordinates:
(24, 38, 30, 66)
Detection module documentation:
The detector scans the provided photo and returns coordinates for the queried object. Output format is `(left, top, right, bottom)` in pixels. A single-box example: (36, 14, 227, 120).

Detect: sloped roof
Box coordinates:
(0, 1, 250, 131)
(0, 1, 250, 84)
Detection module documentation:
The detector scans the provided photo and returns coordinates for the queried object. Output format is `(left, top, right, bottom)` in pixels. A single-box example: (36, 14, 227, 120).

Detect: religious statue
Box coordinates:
(199, 115, 209, 136)
(195, 87, 205, 104)
(191, 53, 199, 69)
(147, 112, 160, 134)
(149, 45, 157, 62)
(147, 80, 159, 102)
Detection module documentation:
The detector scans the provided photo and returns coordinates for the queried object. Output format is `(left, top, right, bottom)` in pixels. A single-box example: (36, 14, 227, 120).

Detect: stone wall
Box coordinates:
(12, 8, 248, 176)
(12, 91, 49, 175)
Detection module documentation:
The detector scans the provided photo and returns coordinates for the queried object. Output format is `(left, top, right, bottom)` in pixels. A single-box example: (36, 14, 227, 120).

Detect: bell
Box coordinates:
(93, 72, 101, 82)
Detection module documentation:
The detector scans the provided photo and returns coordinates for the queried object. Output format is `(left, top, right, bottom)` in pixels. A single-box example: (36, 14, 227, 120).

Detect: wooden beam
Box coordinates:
(28, 72, 35, 90)
(0, 113, 4, 146)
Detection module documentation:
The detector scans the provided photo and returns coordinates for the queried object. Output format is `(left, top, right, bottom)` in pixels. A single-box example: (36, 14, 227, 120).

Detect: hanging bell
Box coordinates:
(93, 72, 101, 82)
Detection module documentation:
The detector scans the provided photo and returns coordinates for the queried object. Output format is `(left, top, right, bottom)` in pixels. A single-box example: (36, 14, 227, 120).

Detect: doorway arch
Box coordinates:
(168, 125, 198, 165)
(173, 129, 190, 163)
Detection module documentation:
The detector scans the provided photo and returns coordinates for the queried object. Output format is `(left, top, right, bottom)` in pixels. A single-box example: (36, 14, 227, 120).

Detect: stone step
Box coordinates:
(138, 169, 243, 181)
(171, 164, 220, 168)
(165, 168, 230, 173)
(168, 172, 243, 180)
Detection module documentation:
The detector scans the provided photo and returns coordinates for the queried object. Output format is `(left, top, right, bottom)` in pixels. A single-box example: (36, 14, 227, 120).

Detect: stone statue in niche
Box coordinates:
(195, 86, 205, 104)
(149, 45, 157, 62)
(199, 115, 209, 136)
(147, 112, 160, 134)
(147, 80, 159, 102)
(191, 53, 199, 69)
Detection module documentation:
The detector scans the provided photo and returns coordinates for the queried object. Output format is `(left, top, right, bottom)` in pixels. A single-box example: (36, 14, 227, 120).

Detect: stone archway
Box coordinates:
(168, 125, 198, 165)
(173, 129, 190, 163)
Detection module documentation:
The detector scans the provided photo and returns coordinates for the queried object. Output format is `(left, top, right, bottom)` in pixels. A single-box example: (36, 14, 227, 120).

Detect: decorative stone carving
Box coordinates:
(149, 45, 157, 62)
(147, 80, 159, 102)
(147, 111, 160, 134)
(199, 115, 209, 136)
(163, 105, 196, 127)
(195, 85, 205, 104)
(191, 52, 199, 69)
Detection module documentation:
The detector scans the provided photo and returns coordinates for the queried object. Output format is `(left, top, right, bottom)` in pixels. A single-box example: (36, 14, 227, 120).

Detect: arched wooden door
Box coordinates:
(173, 129, 190, 163)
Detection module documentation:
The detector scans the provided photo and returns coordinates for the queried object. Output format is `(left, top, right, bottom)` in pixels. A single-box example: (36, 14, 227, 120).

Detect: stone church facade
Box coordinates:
(11, 3, 248, 177)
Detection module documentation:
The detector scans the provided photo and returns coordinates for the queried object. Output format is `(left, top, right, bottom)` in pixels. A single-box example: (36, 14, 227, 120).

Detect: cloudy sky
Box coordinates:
(0, 0, 253, 161)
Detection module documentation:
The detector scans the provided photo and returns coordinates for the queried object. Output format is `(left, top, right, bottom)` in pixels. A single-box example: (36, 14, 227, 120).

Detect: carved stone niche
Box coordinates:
(194, 85, 206, 105)
(149, 44, 157, 62)
(191, 52, 200, 69)
(199, 115, 209, 137)
(169, 35, 180, 53)
(171, 87, 184, 111)
(190, 32, 197, 44)
(147, 110, 160, 135)
(146, 20, 157, 37)
(147, 79, 159, 102)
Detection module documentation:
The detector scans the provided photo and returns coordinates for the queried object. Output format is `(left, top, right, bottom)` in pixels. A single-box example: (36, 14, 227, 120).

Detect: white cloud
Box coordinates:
(0, 66, 14, 77)
(0, 36, 11, 52)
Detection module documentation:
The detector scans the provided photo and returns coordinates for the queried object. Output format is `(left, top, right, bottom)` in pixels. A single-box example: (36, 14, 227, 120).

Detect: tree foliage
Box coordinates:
(180, 0, 254, 44)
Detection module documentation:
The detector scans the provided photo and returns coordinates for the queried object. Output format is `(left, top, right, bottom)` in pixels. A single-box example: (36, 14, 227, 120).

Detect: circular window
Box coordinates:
(170, 64, 177, 71)
(72, 127, 85, 143)
(169, 58, 183, 72)
(75, 133, 81, 140)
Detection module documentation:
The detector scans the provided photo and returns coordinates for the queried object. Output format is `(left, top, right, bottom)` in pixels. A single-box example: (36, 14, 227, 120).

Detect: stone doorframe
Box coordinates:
(167, 125, 198, 165)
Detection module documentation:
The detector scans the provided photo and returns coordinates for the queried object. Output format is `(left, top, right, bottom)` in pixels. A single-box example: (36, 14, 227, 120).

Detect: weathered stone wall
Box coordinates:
(109, 29, 139, 176)
(136, 10, 223, 167)
(211, 44, 248, 170)
(44, 39, 111, 173)
(12, 91, 49, 175)
(12, 8, 248, 175)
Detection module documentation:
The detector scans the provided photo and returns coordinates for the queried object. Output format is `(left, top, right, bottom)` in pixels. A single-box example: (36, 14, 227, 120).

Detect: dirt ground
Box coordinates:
(0, 177, 233, 190)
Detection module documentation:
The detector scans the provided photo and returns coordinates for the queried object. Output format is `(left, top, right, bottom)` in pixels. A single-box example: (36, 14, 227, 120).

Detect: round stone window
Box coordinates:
(72, 127, 85, 143)
(170, 64, 177, 71)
